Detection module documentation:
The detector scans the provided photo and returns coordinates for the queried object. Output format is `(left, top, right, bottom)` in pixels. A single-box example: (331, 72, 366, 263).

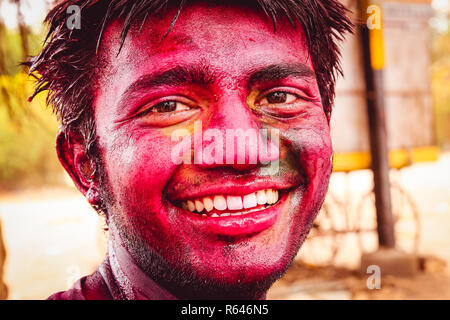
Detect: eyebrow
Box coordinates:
(128, 66, 215, 95)
(119, 63, 315, 109)
(247, 63, 315, 87)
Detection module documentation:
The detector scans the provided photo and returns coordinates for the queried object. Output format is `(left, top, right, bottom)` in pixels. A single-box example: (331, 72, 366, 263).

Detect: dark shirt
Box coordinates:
(48, 257, 119, 300)
(47, 236, 177, 300)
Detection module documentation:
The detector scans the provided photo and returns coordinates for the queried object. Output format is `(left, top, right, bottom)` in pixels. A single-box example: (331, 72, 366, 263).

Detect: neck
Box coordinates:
(107, 226, 177, 300)
(107, 224, 268, 300)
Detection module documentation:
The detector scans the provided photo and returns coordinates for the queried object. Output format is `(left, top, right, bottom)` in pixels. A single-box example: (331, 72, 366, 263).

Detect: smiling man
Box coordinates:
(28, 0, 352, 300)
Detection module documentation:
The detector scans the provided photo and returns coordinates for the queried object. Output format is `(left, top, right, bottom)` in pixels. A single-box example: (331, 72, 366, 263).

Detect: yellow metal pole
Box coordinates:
(367, 1, 385, 70)
(359, 0, 396, 248)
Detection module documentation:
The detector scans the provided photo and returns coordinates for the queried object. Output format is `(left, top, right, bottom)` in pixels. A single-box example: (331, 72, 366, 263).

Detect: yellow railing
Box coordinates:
(333, 146, 440, 172)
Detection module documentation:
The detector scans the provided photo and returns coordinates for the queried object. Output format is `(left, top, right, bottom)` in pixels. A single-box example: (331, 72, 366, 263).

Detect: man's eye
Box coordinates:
(132, 99, 200, 127)
(259, 91, 298, 105)
(148, 101, 190, 113)
(253, 90, 314, 119)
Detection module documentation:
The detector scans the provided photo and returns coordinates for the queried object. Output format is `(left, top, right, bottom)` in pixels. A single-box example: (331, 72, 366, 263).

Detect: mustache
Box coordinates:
(164, 157, 307, 201)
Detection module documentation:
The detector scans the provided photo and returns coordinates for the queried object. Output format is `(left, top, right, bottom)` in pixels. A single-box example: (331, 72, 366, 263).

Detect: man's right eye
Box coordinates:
(140, 101, 191, 115)
(132, 98, 200, 127)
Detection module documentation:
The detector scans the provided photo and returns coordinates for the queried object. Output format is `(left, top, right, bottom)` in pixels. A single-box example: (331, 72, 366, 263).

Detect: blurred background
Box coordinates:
(0, 0, 449, 300)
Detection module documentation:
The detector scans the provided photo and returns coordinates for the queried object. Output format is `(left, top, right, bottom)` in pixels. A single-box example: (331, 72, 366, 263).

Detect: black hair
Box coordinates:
(27, 0, 353, 157)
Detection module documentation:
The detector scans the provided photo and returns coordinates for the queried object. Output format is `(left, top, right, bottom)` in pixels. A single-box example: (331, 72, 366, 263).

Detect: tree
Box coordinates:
(0, 0, 32, 300)
(0, 0, 26, 118)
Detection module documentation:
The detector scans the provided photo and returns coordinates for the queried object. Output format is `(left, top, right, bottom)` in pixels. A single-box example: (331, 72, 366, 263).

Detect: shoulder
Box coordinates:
(47, 265, 113, 300)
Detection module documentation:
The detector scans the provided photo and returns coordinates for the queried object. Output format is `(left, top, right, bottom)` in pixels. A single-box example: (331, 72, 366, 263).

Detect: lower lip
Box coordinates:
(173, 192, 289, 237)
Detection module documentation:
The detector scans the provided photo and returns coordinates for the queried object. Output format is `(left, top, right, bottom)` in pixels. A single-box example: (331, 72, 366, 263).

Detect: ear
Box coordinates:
(56, 129, 100, 206)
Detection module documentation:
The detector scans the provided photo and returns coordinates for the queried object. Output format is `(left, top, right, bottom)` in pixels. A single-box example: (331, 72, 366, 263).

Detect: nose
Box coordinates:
(193, 95, 279, 170)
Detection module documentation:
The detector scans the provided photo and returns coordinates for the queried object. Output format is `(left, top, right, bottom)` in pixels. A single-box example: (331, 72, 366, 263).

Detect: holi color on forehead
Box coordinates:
(137, 5, 298, 50)
(100, 4, 312, 75)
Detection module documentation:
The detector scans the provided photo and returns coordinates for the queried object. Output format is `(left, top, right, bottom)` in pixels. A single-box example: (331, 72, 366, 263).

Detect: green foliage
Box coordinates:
(0, 73, 62, 190)
(0, 23, 64, 190)
(0, 26, 44, 75)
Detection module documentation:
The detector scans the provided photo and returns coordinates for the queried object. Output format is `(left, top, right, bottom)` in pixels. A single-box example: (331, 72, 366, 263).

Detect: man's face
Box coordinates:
(93, 4, 332, 297)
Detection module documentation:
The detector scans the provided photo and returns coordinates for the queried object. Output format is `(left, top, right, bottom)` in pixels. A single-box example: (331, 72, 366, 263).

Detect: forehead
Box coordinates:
(98, 4, 312, 82)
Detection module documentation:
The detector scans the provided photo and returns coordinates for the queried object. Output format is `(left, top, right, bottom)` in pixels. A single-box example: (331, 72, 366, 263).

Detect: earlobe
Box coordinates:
(86, 185, 101, 206)
(56, 130, 98, 203)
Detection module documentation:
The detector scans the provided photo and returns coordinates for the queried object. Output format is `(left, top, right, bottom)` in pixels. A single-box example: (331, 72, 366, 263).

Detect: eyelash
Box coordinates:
(136, 97, 195, 117)
(258, 91, 300, 105)
(139, 101, 190, 115)
(256, 87, 313, 106)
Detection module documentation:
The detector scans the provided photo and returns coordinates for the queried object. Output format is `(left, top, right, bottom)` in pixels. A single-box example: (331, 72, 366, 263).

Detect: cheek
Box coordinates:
(302, 129, 332, 203)
(298, 128, 332, 179)
(285, 119, 332, 206)
(103, 132, 177, 213)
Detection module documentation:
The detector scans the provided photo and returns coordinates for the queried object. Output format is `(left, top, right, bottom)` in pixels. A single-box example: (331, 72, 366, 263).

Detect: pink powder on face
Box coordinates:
(89, 3, 332, 298)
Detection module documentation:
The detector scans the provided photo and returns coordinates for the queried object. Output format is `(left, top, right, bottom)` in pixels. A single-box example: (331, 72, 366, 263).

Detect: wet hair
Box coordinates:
(27, 0, 353, 158)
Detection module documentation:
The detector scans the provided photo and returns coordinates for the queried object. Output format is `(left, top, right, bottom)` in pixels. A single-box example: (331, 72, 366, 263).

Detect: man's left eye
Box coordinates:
(258, 91, 298, 105)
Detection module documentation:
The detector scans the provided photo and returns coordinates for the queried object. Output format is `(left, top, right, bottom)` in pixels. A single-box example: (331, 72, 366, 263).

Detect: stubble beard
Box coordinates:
(93, 149, 326, 299)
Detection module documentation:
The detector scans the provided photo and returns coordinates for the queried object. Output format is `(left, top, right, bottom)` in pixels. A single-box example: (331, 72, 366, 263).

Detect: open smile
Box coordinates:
(168, 186, 294, 237)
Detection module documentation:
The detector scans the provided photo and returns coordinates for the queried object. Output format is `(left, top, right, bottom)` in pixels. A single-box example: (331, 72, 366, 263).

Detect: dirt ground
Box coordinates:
(267, 258, 450, 300)
(0, 153, 449, 300)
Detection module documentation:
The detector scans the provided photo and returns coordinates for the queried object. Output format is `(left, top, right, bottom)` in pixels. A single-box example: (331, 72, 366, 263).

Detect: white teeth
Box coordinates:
(266, 189, 273, 204)
(227, 195, 243, 210)
(181, 188, 281, 215)
(203, 197, 214, 212)
(243, 193, 258, 209)
(195, 200, 204, 213)
(256, 190, 268, 205)
(187, 200, 196, 212)
(213, 195, 227, 211)
(267, 189, 278, 204)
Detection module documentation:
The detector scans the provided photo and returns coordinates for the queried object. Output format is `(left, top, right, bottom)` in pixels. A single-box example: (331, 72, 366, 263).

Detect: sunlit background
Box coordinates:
(0, 0, 449, 300)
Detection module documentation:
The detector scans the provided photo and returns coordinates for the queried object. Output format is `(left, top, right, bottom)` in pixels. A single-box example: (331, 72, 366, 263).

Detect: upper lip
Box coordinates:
(165, 170, 305, 202)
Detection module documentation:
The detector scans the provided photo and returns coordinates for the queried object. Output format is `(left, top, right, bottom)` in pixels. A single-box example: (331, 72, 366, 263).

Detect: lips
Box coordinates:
(164, 167, 305, 236)
(170, 190, 290, 237)
(166, 182, 294, 237)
